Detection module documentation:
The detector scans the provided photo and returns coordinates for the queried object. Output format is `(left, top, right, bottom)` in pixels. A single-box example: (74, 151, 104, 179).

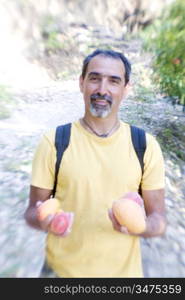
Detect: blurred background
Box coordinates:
(0, 0, 184, 277)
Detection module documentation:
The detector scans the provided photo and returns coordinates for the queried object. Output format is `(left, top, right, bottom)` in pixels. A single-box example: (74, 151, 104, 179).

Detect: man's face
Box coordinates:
(79, 55, 129, 118)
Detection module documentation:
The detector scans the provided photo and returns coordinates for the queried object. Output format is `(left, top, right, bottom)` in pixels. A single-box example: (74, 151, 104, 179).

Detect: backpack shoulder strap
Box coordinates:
(130, 125, 146, 174)
(130, 125, 146, 195)
(52, 123, 72, 197)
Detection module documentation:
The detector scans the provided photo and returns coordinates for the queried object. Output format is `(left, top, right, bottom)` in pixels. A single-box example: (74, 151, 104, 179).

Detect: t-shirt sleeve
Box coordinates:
(141, 133, 165, 190)
(31, 130, 56, 189)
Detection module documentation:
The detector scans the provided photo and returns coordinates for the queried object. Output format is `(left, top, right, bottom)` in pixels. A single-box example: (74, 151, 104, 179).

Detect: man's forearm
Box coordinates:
(24, 207, 43, 230)
(140, 212, 167, 238)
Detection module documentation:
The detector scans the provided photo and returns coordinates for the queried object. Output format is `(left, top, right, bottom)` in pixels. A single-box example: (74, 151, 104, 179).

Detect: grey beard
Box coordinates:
(89, 102, 111, 118)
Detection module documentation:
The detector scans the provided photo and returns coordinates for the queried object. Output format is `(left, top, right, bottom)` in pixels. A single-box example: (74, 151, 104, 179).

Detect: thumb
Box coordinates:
(36, 201, 43, 208)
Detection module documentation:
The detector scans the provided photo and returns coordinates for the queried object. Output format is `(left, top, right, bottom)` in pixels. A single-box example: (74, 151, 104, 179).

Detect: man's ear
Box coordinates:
(123, 81, 132, 98)
(79, 75, 83, 93)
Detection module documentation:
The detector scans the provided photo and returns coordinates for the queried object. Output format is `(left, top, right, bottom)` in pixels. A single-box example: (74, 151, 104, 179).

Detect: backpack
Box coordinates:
(52, 123, 146, 197)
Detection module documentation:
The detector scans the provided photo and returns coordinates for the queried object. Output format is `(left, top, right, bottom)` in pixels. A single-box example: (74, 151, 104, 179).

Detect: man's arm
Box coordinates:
(24, 185, 53, 231)
(140, 188, 166, 238)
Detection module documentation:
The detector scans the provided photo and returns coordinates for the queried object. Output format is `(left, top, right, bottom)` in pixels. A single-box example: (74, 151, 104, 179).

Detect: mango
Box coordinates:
(37, 198, 60, 221)
(50, 211, 74, 236)
(112, 193, 146, 234)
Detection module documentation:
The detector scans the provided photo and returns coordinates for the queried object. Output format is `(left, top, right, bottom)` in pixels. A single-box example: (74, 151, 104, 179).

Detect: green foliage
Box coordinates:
(157, 122, 185, 161)
(45, 31, 62, 51)
(143, 0, 185, 106)
(0, 85, 13, 119)
(41, 15, 63, 52)
(41, 15, 77, 54)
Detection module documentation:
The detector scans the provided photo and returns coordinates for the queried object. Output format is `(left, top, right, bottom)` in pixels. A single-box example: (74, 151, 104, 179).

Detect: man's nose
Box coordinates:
(97, 79, 108, 95)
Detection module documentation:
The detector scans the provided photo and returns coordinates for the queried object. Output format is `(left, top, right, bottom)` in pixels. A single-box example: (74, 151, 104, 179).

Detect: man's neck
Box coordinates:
(81, 114, 120, 137)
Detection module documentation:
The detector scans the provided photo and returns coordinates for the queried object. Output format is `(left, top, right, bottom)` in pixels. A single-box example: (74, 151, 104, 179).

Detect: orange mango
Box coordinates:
(112, 196, 146, 234)
(37, 198, 60, 221)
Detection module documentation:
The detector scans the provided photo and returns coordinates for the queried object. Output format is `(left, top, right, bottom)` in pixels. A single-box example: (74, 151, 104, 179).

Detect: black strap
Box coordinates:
(52, 123, 71, 197)
(130, 125, 146, 195)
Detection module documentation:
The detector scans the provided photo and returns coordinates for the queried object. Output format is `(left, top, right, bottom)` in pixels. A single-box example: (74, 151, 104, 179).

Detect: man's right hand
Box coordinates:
(36, 201, 74, 237)
(36, 201, 55, 232)
(25, 186, 74, 237)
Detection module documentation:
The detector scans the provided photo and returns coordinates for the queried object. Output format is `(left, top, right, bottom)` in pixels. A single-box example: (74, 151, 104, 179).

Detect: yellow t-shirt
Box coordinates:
(31, 120, 165, 278)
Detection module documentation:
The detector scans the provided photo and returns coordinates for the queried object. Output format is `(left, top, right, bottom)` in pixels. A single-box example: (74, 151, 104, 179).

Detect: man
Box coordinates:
(24, 49, 166, 277)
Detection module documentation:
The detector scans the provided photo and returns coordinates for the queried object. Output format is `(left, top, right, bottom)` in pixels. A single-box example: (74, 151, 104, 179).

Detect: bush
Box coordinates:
(143, 0, 185, 108)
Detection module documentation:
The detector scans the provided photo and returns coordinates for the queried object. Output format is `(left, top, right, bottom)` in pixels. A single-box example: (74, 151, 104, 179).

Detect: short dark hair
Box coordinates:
(81, 49, 131, 85)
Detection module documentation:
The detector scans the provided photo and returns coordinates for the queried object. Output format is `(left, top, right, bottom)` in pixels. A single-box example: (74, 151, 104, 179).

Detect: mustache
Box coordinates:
(90, 93, 112, 104)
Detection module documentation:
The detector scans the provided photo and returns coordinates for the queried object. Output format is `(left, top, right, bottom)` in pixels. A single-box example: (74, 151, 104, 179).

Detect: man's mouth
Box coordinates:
(90, 94, 112, 106)
(94, 100, 108, 106)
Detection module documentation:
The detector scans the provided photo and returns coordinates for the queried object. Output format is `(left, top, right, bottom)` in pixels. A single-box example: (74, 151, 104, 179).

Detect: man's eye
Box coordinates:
(110, 79, 119, 84)
(90, 77, 98, 81)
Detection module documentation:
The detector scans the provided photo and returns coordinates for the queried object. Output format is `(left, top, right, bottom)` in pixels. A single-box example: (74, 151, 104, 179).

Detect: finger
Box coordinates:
(41, 214, 54, 231)
(108, 209, 131, 234)
(108, 208, 116, 225)
(108, 209, 120, 227)
(108, 208, 117, 223)
(60, 212, 75, 237)
(120, 226, 129, 234)
(108, 208, 113, 221)
(61, 227, 71, 237)
(108, 209, 123, 232)
(36, 201, 43, 208)
(68, 212, 74, 229)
